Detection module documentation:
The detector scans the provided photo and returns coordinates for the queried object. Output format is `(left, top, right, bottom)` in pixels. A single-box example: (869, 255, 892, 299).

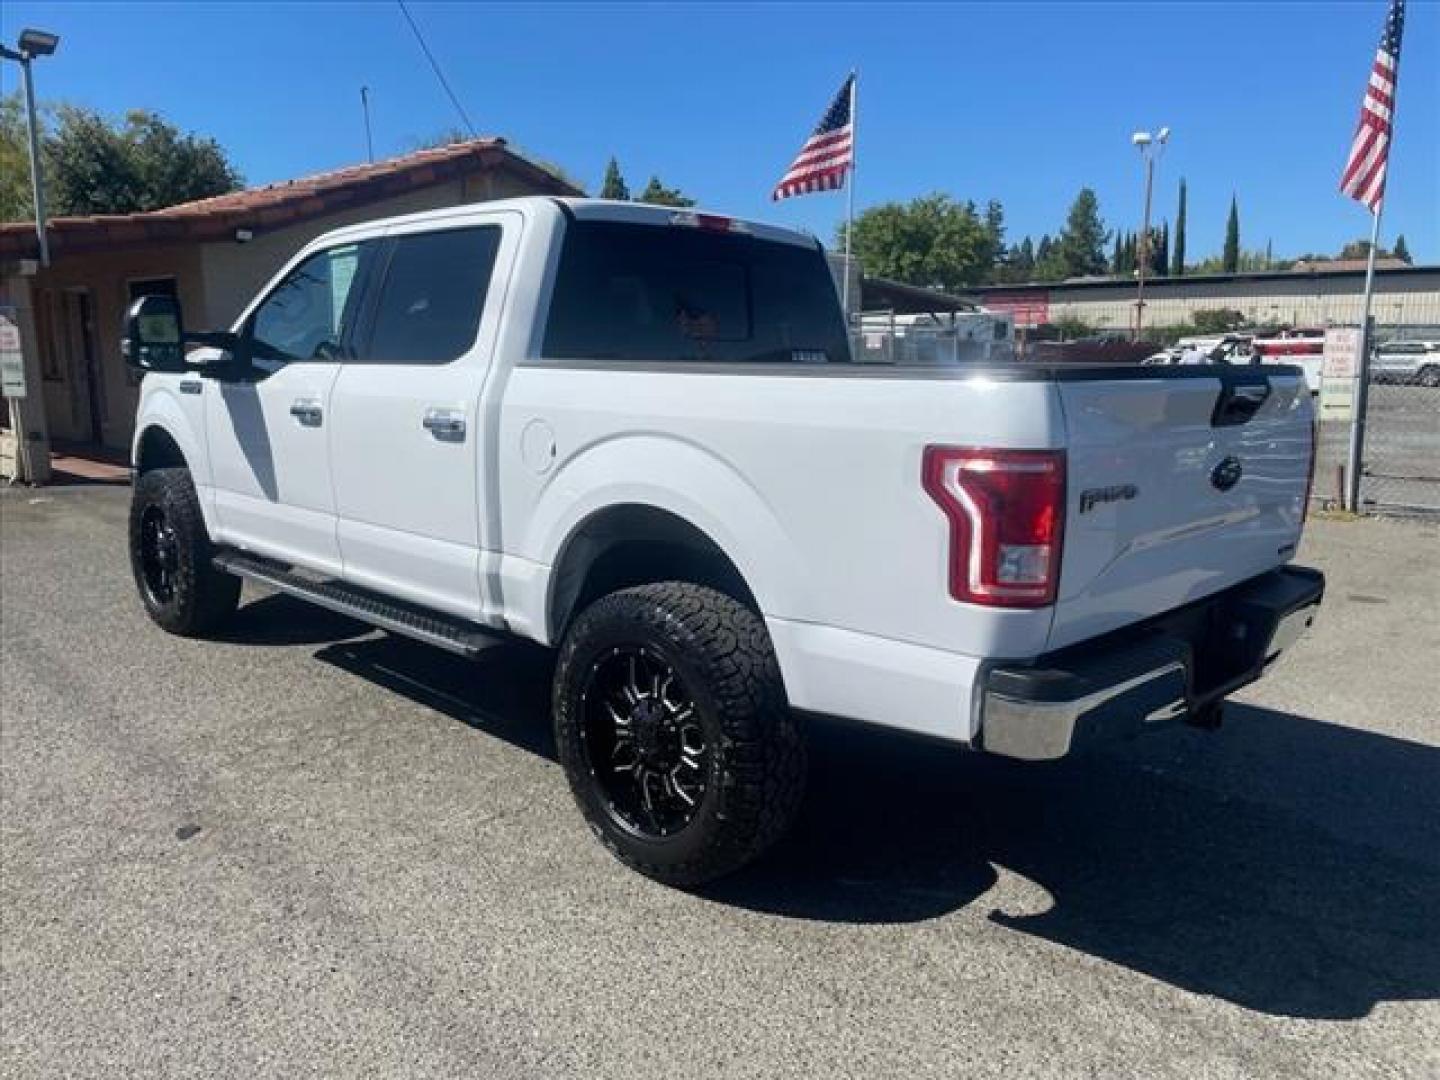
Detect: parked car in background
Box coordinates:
(1253, 329, 1325, 393)
(1372, 340, 1440, 386)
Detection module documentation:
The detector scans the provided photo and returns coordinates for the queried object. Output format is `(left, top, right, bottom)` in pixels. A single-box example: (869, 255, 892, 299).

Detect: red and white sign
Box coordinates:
(981, 291, 1050, 329)
(1322, 327, 1363, 379)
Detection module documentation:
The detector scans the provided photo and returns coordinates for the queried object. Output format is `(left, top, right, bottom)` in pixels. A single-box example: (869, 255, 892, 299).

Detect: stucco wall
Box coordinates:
(19, 245, 206, 449)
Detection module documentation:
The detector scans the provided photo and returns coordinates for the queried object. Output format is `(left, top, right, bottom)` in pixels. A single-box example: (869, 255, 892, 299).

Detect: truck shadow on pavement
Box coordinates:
(297, 628, 1438, 1022)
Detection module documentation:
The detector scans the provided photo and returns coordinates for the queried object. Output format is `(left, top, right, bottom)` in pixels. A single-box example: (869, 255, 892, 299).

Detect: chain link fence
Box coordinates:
(1313, 328, 1440, 514)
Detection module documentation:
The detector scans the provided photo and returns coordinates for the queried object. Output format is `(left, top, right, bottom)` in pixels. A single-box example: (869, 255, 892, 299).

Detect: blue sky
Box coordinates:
(2, 1, 1437, 263)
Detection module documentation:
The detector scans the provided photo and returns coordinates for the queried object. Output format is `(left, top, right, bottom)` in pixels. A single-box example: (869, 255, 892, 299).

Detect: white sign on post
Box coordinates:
(1323, 327, 1362, 379)
(0, 307, 26, 400)
(1319, 326, 1363, 421)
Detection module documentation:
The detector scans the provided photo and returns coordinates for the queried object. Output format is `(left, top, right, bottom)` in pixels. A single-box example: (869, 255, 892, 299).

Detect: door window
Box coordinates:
(362, 226, 501, 365)
(250, 243, 370, 364)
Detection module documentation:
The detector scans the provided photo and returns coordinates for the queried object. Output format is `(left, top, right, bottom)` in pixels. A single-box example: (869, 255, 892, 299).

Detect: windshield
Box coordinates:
(542, 220, 850, 364)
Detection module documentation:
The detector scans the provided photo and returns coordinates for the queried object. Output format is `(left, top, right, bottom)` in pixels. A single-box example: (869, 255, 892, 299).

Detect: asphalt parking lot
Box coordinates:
(2, 485, 1437, 1078)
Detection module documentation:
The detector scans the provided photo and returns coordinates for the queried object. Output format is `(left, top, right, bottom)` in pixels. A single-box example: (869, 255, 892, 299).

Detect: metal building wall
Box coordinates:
(978, 269, 1440, 334)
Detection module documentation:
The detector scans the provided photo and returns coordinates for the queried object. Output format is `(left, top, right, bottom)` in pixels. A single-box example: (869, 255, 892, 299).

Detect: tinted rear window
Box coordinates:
(542, 220, 849, 364)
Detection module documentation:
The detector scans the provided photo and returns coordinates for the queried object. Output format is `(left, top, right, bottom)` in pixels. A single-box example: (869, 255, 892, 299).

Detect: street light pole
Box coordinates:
(1135, 150, 1154, 340)
(1, 28, 59, 486)
(19, 54, 49, 267)
(1, 29, 60, 268)
(1130, 126, 1169, 341)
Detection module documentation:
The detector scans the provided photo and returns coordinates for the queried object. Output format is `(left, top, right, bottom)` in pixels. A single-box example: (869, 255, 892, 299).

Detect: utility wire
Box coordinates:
(396, 0, 478, 138)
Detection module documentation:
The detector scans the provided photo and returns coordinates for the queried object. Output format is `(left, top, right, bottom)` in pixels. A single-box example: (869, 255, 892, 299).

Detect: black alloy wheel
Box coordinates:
(580, 644, 710, 839)
(137, 503, 181, 607)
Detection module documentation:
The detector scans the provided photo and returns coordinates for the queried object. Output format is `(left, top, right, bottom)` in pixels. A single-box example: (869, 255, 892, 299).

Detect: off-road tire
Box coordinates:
(129, 467, 241, 636)
(553, 582, 806, 887)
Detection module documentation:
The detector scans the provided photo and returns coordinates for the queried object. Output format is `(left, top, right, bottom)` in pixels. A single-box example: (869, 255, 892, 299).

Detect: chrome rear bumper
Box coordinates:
(980, 566, 1324, 762)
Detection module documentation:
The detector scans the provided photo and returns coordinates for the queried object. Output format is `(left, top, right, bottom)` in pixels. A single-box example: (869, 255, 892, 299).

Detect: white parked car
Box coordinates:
(1372, 340, 1440, 386)
(122, 198, 1324, 885)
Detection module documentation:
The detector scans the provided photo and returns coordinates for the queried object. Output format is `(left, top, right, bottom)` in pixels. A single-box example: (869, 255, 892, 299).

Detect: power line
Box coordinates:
(396, 0, 477, 138)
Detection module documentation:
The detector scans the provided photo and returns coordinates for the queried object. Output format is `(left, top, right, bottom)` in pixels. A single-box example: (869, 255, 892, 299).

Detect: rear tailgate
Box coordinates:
(1049, 366, 1313, 650)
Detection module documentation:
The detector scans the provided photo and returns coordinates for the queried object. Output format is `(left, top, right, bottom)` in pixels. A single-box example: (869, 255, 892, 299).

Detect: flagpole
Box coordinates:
(842, 70, 857, 332)
(1344, 205, 1384, 512)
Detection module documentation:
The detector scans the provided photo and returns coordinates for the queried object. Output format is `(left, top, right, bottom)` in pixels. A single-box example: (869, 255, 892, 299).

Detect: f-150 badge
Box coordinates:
(1079, 484, 1138, 513)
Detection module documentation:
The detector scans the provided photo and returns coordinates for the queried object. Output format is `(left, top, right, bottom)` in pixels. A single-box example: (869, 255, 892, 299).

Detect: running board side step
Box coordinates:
(212, 549, 499, 659)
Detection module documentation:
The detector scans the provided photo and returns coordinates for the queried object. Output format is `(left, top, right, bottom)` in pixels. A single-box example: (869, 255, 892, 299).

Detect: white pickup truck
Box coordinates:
(123, 197, 1324, 885)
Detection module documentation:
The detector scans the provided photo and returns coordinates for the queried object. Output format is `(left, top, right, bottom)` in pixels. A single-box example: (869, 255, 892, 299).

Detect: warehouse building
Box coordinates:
(969, 263, 1440, 335)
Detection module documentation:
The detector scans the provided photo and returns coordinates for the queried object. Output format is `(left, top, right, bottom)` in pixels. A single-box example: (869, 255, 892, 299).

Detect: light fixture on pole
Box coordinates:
(1, 27, 59, 487)
(1131, 125, 1169, 340)
(1, 27, 61, 268)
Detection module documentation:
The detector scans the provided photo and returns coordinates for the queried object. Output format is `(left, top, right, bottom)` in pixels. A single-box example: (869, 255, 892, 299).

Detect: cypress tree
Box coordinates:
(600, 157, 630, 200)
(1394, 234, 1411, 264)
(1157, 222, 1170, 276)
(1171, 178, 1187, 276)
(1223, 195, 1240, 273)
(1111, 232, 1123, 275)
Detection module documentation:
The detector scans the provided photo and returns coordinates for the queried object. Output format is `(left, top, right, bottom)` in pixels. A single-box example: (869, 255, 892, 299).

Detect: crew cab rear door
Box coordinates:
(1048, 367, 1313, 650)
(328, 212, 519, 621)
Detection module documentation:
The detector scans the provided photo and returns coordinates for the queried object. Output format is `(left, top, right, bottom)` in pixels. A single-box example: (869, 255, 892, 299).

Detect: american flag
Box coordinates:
(1340, 0, 1406, 212)
(772, 74, 855, 201)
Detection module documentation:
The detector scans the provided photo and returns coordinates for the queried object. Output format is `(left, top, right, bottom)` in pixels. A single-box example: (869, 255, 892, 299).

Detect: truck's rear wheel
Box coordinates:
(129, 467, 241, 637)
(552, 582, 805, 887)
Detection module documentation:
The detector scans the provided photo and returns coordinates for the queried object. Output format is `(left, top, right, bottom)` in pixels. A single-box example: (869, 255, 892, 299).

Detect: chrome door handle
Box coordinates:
(289, 399, 323, 426)
(422, 408, 466, 441)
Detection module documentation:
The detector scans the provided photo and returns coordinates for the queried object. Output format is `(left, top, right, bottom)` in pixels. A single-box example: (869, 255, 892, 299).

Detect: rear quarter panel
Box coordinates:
(497, 366, 1065, 662)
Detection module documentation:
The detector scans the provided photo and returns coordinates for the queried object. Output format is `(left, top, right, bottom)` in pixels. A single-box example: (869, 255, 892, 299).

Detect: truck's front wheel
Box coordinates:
(129, 467, 241, 637)
(552, 583, 805, 887)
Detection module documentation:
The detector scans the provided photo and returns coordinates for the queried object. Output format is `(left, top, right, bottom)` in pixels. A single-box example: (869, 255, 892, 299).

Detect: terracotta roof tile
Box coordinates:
(1, 138, 579, 260)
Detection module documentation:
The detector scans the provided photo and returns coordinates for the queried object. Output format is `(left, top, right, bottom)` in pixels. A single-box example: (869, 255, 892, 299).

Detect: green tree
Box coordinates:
(1192, 308, 1246, 334)
(1054, 187, 1109, 278)
(841, 193, 993, 291)
(1393, 233, 1411, 264)
(1005, 236, 1035, 283)
(1034, 233, 1068, 281)
(1157, 221, 1170, 277)
(600, 156, 629, 200)
(0, 93, 44, 221)
(29, 103, 242, 216)
(637, 175, 695, 207)
(1171, 178, 1187, 276)
(1110, 232, 1123, 275)
(1222, 195, 1240, 273)
(981, 199, 1006, 281)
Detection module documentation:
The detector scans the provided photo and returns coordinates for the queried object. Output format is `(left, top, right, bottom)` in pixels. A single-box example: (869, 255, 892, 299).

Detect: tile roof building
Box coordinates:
(1, 139, 577, 478)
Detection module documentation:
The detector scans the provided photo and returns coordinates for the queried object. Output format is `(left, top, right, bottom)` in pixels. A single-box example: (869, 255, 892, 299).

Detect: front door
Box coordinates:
(206, 241, 376, 574)
(329, 218, 512, 620)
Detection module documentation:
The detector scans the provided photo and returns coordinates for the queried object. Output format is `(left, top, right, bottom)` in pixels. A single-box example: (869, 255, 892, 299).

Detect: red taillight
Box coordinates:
(922, 446, 1066, 607)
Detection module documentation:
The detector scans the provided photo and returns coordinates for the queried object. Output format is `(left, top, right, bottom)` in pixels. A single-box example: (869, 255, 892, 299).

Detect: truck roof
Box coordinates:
(307, 196, 821, 252)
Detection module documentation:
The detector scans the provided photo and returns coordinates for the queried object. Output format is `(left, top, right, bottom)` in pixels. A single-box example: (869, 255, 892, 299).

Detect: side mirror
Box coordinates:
(123, 295, 186, 373)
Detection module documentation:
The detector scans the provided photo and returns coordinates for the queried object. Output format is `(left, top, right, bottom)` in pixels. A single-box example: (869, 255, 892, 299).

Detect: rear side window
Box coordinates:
(363, 226, 501, 364)
(542, 220, 849, 364)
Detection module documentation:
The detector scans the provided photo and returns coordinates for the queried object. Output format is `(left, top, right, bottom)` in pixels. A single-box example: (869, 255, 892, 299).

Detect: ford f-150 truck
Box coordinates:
(122, 198, 1324, 885)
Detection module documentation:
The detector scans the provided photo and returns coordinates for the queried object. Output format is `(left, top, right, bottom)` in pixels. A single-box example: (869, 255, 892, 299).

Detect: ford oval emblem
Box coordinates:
(1211, 455, 1243, 492)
